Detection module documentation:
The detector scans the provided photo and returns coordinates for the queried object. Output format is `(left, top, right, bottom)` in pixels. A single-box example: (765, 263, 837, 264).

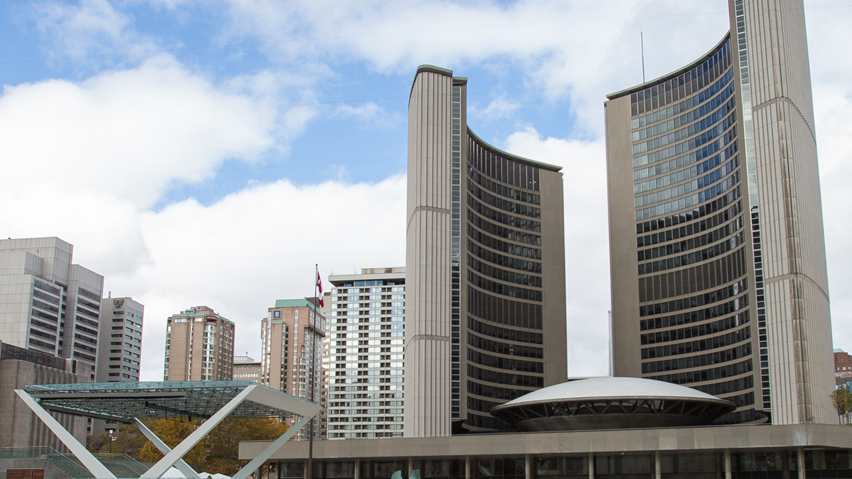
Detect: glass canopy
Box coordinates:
(23, 380, 307, 423)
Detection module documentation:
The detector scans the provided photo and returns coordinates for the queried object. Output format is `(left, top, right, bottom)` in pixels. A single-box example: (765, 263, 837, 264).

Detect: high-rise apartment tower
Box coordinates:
(261, 298, 325, 440)
(97, 297, 144, 382)
(164, 306, 235, 381)
(605, 0, 834, 424)
(327, 267, 406, 439)
(406, 66, 568, 436)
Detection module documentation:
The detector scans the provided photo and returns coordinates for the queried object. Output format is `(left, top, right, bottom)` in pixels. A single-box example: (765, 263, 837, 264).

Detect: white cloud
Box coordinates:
(204, 0, 730, 137)
(105, 176, 406, 380)
(0, 55, 284, 210)
(32, 0, 160, 63)
(807, 2, 852, 352)
(334, 101, 395, 127)
(470, 97, 521, 122)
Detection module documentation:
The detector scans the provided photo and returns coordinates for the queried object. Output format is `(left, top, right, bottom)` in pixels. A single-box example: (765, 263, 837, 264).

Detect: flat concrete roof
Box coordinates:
(240, 424, 852, 461)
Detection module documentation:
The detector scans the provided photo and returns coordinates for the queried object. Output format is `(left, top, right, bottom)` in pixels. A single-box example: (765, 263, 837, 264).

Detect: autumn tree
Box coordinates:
(87, 416, 289, 475)
(831, 386, 852, 424)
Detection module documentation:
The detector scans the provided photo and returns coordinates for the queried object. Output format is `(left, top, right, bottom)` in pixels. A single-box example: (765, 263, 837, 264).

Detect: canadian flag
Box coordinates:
(317, 271, 324, 308)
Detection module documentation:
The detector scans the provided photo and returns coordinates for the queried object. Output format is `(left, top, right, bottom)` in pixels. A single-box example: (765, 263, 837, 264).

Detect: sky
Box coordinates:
(1, 0, 851, 381)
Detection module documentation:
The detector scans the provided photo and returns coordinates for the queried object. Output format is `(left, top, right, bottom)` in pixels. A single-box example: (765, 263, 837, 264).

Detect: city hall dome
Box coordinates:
(490, 377, 736, 431)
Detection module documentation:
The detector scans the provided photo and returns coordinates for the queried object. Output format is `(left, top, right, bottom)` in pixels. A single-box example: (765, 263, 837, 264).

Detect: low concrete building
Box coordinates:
(0, 341, 87, 449)
(241, 424, 852, 479)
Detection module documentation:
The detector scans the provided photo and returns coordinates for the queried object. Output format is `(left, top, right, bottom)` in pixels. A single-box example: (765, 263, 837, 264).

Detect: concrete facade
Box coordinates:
(0, 353, 87, 450)
(242, 424, 852, 478)
(233, 355, 262, 383)
(0, 237, 104, 382)
(605, 0, 834, 425)
(406, 66, 568, 436)
(261, 298, 326, 440)
(163, 306, 235, 381)
(327, 267, 406, 439)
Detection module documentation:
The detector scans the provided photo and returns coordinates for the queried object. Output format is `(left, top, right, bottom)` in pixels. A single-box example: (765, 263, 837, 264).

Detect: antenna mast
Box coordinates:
(641, 29, 646, 83)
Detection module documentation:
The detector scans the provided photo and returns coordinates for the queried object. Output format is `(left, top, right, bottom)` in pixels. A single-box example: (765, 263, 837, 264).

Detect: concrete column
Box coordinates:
(724, 449, 732, 479)
(654, 451, 661, 479)
(355, 459, 360, 479)
(798, 447, 806, 479)
(588, 452, 594, 479)
(465, 457, 471, 479)
(525, 454, 533, 479)
(409, 457, 414, 477)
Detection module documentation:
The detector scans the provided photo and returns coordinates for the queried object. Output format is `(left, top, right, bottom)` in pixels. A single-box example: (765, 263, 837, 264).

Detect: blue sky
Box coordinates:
(2, 0, 851, 381)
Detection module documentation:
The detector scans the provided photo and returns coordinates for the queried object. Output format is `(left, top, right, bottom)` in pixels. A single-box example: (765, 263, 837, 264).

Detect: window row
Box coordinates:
(468, 271, 542, 302)
(634, 150, 738, 207)
(641, 311, 750, 346)
(636, 181, 739, 235)
(467, 317, 543, 345)
(648, 358, 752, 386)
(467, 194, 541, 233)
(642, 342, 752, 374)
(635, 162, 739, 221)
(631, 39, 730, 116)
(468, 348, 543, 374)
(640, 216, 741, 264)
(642, 326, 751, 360)
(468, 255, 542, 288)
(638, 247, 748, 303)
(632, 90, 734, 156)
(467, 286, 543, 330)
(632, 110, 736, 170)
(468, 181, 541, 219)
(468, 364, 543, 389)
(469, 139, 541, 192)
(468, 331, 543, 359)
(468, 168, 541, 205)
(640, 293, 748, 330)
(468, 239, 542, 274)
(468, 227, 542, 261)
(639, 231, 744, 276)
(468, 210, 541, 247)
(638, 202, 741, 250)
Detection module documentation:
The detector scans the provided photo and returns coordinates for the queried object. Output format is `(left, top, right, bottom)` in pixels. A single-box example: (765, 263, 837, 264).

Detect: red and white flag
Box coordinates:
(316, 271, 324, 307)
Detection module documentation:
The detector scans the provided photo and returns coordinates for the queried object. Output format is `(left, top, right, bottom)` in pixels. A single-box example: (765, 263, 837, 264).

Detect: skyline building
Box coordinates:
(406, 66, 568, 436)
(97, 296, 144, 383)
(163, 306, 235, 382)
(0, 237, 104, 382)
(605, 0, 834, 424)
(233, 354, 262, 383)
(261, 298, 325, 440)
(327, 267, 406, 439)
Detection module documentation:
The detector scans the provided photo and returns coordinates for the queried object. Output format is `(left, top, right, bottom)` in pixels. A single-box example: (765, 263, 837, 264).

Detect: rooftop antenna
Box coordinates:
(641, 29, 646, 83)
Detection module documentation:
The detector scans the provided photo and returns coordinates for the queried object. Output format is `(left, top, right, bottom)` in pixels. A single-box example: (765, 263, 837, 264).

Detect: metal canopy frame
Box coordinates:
(15, 381, 320, 479)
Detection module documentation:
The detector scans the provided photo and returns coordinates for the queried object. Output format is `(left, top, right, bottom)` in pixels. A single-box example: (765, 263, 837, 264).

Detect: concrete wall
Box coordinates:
(0, 359, 87, 450)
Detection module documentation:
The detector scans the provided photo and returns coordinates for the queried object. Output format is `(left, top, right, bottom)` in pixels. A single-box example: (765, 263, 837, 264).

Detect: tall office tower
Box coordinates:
(163, 306, 235, 381)
(261, 298, 325, 439)
(605, 0, 834, 425)
(327, 267, 406, 439)
(97, 297, 144, 382)
(406, 66, 568, 436)
(0, 237, 104, 381)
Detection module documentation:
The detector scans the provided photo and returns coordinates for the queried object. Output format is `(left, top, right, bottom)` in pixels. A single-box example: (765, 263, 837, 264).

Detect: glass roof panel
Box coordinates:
(22, 381, 310, 423)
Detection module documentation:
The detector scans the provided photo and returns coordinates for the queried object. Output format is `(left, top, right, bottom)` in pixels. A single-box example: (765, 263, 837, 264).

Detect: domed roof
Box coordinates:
(491, 377, 736, 432)
(499, 376, 728, 407)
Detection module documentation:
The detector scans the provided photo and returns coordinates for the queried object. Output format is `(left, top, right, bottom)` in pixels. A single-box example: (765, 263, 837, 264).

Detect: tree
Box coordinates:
(831, 386, 852, 424)
(87, 416, 289, 475)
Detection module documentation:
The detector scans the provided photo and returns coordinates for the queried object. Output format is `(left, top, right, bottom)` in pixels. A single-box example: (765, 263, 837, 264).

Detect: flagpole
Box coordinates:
(307, 264, 318, 479)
